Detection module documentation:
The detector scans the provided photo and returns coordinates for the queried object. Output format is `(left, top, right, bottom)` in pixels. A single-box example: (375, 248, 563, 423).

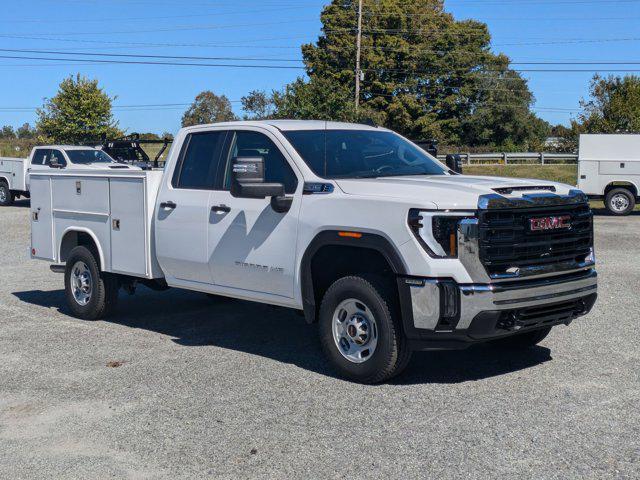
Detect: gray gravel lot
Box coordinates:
(0, 200, 638, 479)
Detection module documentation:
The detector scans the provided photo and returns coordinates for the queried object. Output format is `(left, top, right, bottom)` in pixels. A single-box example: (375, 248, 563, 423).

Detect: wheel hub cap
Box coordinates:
(332, 299, 378, 364)
(0, 188, 6, 202)
(611, 194, 629, 212)
(71, 261, 92, 306)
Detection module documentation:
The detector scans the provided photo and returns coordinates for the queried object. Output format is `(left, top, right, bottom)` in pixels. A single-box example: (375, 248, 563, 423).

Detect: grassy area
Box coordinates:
(464, 164, 578, 186)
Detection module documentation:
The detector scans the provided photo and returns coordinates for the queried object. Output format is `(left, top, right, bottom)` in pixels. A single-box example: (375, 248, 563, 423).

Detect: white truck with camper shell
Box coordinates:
(0, 145, 138, 206)
(577, 133, 640, 215)
(29, 120, 598, 383)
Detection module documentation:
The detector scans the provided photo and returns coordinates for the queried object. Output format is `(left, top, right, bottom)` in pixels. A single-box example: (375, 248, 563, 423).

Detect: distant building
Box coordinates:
(544, 136, 564, 149)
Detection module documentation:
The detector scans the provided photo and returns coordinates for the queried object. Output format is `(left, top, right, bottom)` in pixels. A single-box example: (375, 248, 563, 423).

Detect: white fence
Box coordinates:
(436, 152, 578, 165)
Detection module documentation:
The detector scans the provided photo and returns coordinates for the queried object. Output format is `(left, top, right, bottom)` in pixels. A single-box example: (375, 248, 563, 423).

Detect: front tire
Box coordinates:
(64, 246, 119, 320)
(605, 188, 635, 216)
(318, 275, 411, 384)
(0, 182, 14, 206)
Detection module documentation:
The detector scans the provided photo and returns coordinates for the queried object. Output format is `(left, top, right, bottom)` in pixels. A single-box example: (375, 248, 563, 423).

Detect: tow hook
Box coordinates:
(497, 312, 521, 331)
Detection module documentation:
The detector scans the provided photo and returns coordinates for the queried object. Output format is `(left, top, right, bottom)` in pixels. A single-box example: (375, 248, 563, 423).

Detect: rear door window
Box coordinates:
(31, 149, 49, 165)
(172, 131, 227, 190)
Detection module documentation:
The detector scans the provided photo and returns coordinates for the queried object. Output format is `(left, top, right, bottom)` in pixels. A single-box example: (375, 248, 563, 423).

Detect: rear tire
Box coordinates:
(318, 275, 411, 384)
(489, 327, 552, 350)
(605, 188, 635, 216)
(0, 182, 14, 206)
(64, 246, 119, 320)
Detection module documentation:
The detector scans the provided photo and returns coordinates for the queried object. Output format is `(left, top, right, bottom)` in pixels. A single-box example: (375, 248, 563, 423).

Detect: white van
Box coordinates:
(578, 134, 640, 215)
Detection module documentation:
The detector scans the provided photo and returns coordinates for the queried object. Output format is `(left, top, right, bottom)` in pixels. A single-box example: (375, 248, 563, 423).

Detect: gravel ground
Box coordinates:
(0, 200, 638, 479)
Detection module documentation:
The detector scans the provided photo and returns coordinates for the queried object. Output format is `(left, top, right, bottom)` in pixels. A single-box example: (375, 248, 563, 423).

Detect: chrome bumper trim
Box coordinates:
(408, 270, 598, 331)
(456, 269, 597, 329)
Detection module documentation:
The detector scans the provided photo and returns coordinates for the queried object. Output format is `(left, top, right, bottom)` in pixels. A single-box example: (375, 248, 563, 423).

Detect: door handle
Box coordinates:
(211, 204, 231, 213)
(160, 201, 177, 209)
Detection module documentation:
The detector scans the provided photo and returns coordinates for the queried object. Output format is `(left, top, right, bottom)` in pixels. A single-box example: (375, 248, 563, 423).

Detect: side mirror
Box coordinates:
(445, 154, 463, 174)
(49, 159, 64, 169)
(230, 157, 286, 200)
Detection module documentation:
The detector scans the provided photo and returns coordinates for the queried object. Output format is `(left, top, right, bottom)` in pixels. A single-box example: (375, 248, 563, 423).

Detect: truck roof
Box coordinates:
(34, 145, 99, 150)
(181, 120, 388, 132)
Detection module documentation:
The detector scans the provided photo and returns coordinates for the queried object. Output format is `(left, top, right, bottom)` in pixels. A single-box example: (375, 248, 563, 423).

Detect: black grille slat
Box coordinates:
(495, 294, 597, 331)
(478, 202, 593, 277)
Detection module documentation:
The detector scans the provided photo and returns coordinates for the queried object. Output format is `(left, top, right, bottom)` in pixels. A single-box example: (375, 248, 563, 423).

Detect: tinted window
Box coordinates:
(49, 150, 66, 167)
(283, 130, 447, 179)
(66, 149, 113, 164)
(31, 149, 49, 165)
(224, 131, 298, 194)
(173, 131, 226, 190)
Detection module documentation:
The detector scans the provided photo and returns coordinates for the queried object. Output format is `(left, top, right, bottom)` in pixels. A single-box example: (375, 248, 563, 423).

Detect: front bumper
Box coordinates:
(398, 269, 597, 350)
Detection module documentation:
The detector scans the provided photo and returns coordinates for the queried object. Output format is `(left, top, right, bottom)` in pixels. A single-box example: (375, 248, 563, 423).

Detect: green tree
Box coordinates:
(137, 132, 161, 141)
(16, 123, 37, 139)
(241, 90, 276, 120)
(0, 125, 16, 139)
(272, 77, 362, 121)
(573, 74, 640, 134)
(181, 91, 237, 127)
(37, 74, 121, 143)
(282, 0, 545, 147)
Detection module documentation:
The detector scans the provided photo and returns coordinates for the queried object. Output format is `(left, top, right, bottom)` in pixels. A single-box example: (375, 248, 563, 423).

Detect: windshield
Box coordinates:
(65, 149, 115, 164)
(283, 129, 447, 179)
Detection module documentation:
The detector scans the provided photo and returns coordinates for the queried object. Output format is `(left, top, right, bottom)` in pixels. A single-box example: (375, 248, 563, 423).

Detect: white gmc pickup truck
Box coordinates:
(0, 145, 138, 206)
(29, 120, 597, 383)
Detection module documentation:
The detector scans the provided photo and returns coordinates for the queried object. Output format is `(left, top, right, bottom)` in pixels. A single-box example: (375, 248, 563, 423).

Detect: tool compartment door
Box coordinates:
(30, 175, 54, 261)
(109, 177, 147, 276)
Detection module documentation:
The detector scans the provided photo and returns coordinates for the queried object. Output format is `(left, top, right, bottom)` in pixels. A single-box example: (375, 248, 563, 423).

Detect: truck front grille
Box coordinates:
(478, 202, 593, 277)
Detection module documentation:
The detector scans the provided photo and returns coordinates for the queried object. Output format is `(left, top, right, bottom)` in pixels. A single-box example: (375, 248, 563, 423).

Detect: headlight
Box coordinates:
(408, 210, 475, 258)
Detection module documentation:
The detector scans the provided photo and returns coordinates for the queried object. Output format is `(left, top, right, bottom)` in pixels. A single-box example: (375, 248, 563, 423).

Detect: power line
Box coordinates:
(0, 18, 320, 37)
(0, 48, 302, 63)
(0, 54, 304, 70)
(6, 5, 313, 24)
(0, 34, 305, 50)
(2, 45, 639, 66)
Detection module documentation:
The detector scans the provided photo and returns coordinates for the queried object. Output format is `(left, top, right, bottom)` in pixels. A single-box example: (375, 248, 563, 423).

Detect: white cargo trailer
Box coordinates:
(577, 133, 640, 215)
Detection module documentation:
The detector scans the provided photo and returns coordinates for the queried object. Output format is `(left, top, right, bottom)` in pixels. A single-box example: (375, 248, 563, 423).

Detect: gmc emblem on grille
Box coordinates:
(529, 215, 572, 232)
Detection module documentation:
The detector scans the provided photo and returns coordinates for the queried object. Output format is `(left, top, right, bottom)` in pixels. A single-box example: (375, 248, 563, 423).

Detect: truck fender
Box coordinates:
(299, 230, 408, 324)
(59, 227, 106, 271)
(604, 180, 639, 197)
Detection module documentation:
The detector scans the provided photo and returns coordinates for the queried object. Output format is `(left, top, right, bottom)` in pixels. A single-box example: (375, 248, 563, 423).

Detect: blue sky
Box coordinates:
(1, 0, 639, 135)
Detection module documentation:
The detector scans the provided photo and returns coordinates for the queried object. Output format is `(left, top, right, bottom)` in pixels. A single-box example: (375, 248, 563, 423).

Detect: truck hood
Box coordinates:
(335, 175, 576, 210)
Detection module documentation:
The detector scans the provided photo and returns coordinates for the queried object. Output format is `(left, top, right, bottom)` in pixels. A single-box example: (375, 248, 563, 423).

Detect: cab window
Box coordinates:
(223, 131, 298, 194)
(31, 149, 49, 165)
(172, 131, 227, 190)
(49, 150, 66, 167)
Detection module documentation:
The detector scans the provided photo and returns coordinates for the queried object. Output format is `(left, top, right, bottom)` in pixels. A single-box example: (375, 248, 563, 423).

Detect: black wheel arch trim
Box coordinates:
(300, 230, 408, 324)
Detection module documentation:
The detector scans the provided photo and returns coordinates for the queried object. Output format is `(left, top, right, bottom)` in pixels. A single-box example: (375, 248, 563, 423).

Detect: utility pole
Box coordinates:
(355, 0, 363, 112)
